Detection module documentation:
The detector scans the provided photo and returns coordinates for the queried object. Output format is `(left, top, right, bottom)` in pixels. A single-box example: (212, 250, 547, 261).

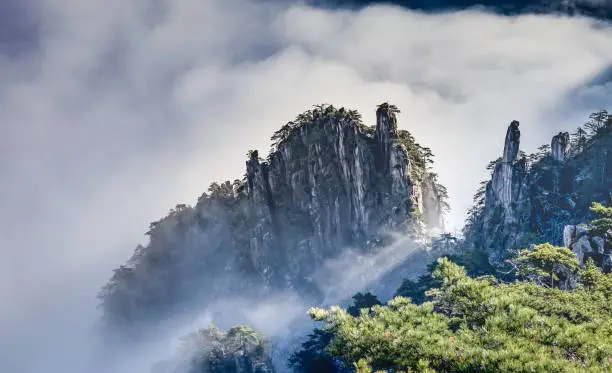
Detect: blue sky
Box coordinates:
(0, 1, 611, 372)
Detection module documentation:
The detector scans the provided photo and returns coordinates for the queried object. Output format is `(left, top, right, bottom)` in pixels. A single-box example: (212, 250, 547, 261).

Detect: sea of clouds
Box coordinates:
(1, 0, 611, 371)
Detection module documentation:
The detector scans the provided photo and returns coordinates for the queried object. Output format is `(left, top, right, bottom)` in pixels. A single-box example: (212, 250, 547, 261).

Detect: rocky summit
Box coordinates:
(98, 104, 612, 373)
(463, 111, 612, 264)
(98, 103, 448, 328)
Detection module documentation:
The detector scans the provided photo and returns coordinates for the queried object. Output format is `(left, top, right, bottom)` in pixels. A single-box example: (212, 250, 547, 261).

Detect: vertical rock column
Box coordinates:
(551, 132, 570, 194)
(503, 120, 521, 162)
(374, 104, 418, 227)
(492, 120, 521, 210)
(246, 150, 278, 284)
(551, 132, 570, 162)
(484, 120, 526, 263)
(375, 105, 399, 175)
(246, 150, 275, 218)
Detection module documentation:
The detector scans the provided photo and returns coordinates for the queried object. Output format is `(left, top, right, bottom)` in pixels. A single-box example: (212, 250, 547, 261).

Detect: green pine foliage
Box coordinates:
(310, 254, 612, 373)
(270, 104, 368, 152)
(346, 292, 383, 317)
(155, 324, 274, 373)
(514, 243, 580, 288)
(289, 292, 382, 373)
(584, 110, 610, 138)
(288, 328, 336, 373)
(590, 202, 612, 234)
(395, 248, 498, 305)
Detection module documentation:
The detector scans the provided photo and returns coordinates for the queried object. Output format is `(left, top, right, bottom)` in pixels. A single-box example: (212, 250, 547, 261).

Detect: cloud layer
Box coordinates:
(1, 0, 611, 371)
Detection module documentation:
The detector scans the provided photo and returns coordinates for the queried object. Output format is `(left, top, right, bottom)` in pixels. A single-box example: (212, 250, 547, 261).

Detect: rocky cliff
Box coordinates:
(152, 325, 274, 373)
(464, 111, 612, 264)
(564, 223, 612, 272)
(98, 103, 447, 327)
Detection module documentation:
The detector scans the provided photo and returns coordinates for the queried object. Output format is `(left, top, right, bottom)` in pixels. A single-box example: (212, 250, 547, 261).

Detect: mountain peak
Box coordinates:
(99, 103, 448, 328)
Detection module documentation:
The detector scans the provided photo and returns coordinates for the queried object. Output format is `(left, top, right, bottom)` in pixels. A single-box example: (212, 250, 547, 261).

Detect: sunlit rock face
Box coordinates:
(465, 118, 612, 265)
(244, 104, 444, 285)
(502, 121, 521, 164)
(564, 224, 612, 272)
(99, 103, 447, 328)
(490, 120, 525, 212)
(476, 120, 530, 263)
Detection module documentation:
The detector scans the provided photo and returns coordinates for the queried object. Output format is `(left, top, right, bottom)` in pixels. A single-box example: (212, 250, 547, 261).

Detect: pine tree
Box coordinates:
(584, 109, 609, 136)
(590, 202, 612, 234)
(514, 243, 579, 288)
(310, 256, 612, 373)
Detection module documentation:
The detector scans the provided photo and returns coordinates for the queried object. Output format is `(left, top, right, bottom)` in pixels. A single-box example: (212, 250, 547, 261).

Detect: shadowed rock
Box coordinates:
(99, 103, 448, 328)
(502, 120, 520, 163)
(551, 132, 570, 162)
(464, 113, 612, 266)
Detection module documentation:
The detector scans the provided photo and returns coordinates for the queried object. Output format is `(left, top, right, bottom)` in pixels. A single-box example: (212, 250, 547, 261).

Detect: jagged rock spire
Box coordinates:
(375, 102, 399, 174)
(491, 120, 526, 213)
(246, 149, 260, 193)
(99, 103, 448, 327)
(246, 149, 275, 219)
(502, 120, 520, 163)
(551, 132, 570, 162)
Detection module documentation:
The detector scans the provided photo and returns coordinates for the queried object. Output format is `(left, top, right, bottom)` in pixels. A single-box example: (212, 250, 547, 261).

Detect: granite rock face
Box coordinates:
(99, 103, 447, 326)
(551, 132, 570, 162)
(464, 117, 612, 265)
(564, 224, 612, 272)
(476, 121, 530, 263)
(503, 121, 521, 164)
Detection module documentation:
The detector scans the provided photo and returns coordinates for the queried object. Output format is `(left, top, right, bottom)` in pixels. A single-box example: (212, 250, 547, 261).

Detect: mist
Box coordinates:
(89, 234, 432, 373)
(1, 0, 611, 372)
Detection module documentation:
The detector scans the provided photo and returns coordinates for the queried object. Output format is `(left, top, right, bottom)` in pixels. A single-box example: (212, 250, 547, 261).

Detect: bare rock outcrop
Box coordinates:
(563, 223, 611, 272)
(479, 121, 530, 263)
(551, 132, 570, 162)
(464, 115, 612, 265)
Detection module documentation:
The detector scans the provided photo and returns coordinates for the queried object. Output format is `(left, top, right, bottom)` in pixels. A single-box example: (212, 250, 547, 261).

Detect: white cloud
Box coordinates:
(1, 0, 611, 371)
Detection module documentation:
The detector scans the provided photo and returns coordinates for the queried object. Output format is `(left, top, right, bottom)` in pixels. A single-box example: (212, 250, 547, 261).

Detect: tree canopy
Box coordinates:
(154, 325, 274, 373)
(289, 292, 382, 373)
(590, 202, 612, 234)
(514, 243, 580, 288)
(310, 254, 612, 373)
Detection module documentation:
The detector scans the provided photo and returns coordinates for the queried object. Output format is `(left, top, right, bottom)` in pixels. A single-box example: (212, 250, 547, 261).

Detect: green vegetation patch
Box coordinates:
(310, 249, 612, 373)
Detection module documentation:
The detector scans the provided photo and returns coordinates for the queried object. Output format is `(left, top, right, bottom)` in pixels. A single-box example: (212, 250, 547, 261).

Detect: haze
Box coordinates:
(0, 0, 611, 372)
